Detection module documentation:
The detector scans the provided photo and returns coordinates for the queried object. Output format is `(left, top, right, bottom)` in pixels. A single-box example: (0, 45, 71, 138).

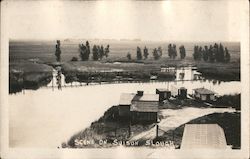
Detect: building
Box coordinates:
(130, 92, 159, 123)
(193, 88, 216, 101)
(160, 66, 176, 73)
(118, 93, 136, 118)
(156, 88, 171, 103)
(181, 124, 228, 149)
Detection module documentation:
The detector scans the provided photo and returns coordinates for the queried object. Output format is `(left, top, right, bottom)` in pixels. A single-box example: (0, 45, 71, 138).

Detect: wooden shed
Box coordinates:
(156, 88, 171, 102)
(193, 88, 216, 101)
(130, 93, 159, 124)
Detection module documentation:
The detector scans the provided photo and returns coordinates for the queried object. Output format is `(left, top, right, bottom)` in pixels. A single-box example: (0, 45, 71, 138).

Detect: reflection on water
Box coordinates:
(9, 67, 241, 148)
(47, 66, 204, 89)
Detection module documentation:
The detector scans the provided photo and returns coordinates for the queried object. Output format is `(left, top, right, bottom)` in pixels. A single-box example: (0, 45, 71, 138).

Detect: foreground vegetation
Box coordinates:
(65, 106, 153, 148)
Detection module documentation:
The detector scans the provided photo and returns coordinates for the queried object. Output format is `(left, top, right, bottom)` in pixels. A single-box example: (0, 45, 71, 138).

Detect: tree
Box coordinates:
(143, 46, 149, 59)
(157, 46, 163, 58)
(104, 45, 110, 58)
(172, 44, 177, 59)
(214, 43, 220, 62)
(208, 45, 215, 62)
(198, 46, 203, 60)
(55, 40, 61, 62)
(224, 47, 230, 63)
(99, 45, 104, 59)
(193, 46, 197, 60)
(136, 46, 142, 60)
(218, 43, 225, 62)
(152, 48, 160, 60)
(168, 44, 172, 58)
(127, 52, 132, 60)
(179, 45, 186, 59)
(193, 45, 202, 61)
(92, 45, 99, 60)
(203, 45, 209, 62)
(86, 41, 91, 57)
(79, 43, 90, 61)
(168, 44, 177, 59)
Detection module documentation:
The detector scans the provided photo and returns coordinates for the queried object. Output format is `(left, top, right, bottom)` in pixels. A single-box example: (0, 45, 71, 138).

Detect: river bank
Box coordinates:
(196, 61, 240, 81)
(9, 62, 53, 93)
(61, 60, 240, 84)
(9, 57, 240, 93)
(65, 94, 240, 149)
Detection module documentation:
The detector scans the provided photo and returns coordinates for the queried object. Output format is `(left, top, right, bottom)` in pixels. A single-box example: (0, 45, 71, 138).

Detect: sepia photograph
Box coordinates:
(1, 0, 249, 158)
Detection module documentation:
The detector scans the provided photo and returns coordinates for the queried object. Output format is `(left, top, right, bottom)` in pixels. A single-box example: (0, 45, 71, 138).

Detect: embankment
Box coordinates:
(9, 62, 53, 93)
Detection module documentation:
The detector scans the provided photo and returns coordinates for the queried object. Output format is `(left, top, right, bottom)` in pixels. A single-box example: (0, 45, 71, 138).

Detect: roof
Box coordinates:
(181, 124, 227, 149)
(179, 87, 187, 90)
(193, 88, 216, 94)
(130, 101, 158, 112)
(119, 93, 135, 105)
(156, 88, 170, 92)
(132, 94, 159, 102)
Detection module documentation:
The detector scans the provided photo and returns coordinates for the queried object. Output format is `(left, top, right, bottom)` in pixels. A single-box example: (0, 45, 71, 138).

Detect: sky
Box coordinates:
(3, 0, 245, 41)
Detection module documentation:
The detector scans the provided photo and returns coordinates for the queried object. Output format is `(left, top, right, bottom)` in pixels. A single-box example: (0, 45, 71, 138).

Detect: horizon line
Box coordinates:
(9, 38, 240, 43)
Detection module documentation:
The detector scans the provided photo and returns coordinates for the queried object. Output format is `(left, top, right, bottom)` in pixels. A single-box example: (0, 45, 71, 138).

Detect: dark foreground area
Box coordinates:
(64, 99, 240, 149)
(163, 112, 241, 149)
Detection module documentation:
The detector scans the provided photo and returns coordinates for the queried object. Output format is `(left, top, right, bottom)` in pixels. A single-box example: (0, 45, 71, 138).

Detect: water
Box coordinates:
(9, 67, 241, 148)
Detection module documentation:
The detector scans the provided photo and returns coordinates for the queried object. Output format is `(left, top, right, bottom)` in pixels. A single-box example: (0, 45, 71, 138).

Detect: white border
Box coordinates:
(1, 0, 249, 159)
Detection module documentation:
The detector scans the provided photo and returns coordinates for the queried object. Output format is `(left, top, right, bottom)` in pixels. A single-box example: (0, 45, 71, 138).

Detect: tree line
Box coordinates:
(79, 41, 110, 61)
(55, 40, 110, 62)
(193, 43, 230, 63)
(55, 40, 230, 63)
(127, 44, 186, 60)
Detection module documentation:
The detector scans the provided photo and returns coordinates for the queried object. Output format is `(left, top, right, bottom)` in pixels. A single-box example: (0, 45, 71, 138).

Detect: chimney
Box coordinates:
(137, 91, 144, 96)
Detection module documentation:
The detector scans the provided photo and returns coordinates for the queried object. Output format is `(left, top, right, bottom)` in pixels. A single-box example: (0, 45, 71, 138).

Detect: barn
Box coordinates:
(181, 124, 228, 149)
(193, 88, 216, 101)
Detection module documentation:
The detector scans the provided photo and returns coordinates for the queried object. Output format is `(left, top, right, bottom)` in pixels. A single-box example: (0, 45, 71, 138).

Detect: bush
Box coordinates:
(71, 57, 78, 61)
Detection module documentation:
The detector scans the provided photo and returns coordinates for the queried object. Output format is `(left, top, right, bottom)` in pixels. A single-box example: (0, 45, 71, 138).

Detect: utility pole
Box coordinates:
(172, 129, 175, 142)
(156, 124, 159, 138)
(128, 119, 131, 138)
